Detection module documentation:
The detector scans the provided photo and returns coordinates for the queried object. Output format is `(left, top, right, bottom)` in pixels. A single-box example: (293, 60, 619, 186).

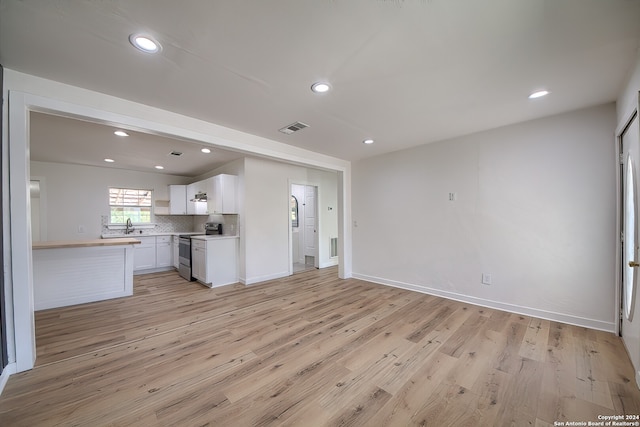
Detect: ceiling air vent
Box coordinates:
(169, 151, 183, 156)
(279, 121, 309, 135)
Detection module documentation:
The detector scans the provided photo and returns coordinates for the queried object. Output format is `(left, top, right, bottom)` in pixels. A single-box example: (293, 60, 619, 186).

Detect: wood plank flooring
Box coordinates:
(0, 267, 638, 426)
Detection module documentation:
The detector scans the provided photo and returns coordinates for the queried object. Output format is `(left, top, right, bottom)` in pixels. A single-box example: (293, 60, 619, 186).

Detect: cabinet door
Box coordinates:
(134, 237, 156, 271)
(172, 236, 179, 269)
(192, 245, 206, 281)
(169, 185, 187, 215)
(186, 183, 197, 215)
(205, 238, 238, 286)
(187, 182, 208, 215)
(156, 236, 173, 267)
(194, 200, 208, 215)
(208, 174, 238, 214)
(204, 178, 215, 215)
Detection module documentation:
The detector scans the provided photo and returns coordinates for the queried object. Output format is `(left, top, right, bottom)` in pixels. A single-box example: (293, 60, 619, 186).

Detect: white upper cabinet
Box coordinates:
(169, 185, 187, 215)
(187, 181, 207, 215)
(170, 174, 237, 216)
(207, 174, 238, 214)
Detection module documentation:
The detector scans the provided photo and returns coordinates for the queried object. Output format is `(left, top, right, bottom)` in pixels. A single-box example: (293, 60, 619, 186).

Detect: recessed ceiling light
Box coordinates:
(529, 90, 549, 99)
(311, 82, 331, 93)
(129, 33, 162, 54)
(155, 165, 164, 170)
(104, 158, 115, 163)
(201, 148, 211, 154)
(114, 130, 129, 137)
(363, 139, 374, 145)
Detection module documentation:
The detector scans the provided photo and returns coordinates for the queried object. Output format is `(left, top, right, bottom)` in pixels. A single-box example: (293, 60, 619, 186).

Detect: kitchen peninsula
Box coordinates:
(32, 237, 140, 310)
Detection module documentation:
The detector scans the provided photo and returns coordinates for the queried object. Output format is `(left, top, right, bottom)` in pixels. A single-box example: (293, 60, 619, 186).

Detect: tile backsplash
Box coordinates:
(101, 214, 239, 236)
(102, 215, 197, 235)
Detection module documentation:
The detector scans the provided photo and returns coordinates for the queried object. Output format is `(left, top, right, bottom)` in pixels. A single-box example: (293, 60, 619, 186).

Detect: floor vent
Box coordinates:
(279, 121, 309, 135)
(330, 237, 338, 258)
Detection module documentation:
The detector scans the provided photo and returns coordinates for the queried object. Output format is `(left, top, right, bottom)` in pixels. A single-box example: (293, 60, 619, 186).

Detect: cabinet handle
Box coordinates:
(630, 261, 640, 268)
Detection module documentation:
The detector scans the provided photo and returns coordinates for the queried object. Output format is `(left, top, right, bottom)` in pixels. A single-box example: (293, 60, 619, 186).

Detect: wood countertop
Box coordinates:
(32, 238, 141, 250)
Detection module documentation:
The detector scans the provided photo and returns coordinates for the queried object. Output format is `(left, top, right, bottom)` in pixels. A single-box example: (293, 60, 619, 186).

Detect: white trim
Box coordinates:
(0, 363, 17, 396)
(319, 258, 339, 268)
(615, 96, 640, 336)
(353, 273, 617, 333)
(244, 271, 290, 286)
(8, 91, 36, 372)
(133, 266, 175, 276)
(338, 170, 352, 279)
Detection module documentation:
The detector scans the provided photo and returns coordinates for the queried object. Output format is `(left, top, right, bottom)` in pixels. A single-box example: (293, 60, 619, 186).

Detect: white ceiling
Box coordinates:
(2, 0, 640, 168)
(29, 112, 246, 177)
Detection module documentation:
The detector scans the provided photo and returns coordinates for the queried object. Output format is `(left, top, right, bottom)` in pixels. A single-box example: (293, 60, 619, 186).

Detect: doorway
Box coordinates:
(291, 183, 318, 274)
(619, 107, 640, 388)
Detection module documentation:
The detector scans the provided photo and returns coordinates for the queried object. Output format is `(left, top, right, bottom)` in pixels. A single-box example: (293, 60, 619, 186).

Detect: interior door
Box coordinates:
(304, 185, 317, 261)
(621, 109, 640, 388)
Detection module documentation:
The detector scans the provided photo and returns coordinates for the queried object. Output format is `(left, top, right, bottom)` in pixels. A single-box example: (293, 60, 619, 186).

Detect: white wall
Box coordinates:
(243, 157, 338, 284)
(30, 161, 191, 240)
(352, 103, 617, 331)
(618, 52, 640, 125)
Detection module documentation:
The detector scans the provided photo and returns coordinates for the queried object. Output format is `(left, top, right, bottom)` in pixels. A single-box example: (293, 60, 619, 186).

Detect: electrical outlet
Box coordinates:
(78, 225, 86, 234)
(482, 273, 492, 285)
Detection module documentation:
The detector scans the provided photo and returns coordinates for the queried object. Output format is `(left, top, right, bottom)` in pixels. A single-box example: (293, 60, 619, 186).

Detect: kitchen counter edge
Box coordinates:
(33, 238, 141, 250)
(190, 235, 239, 241)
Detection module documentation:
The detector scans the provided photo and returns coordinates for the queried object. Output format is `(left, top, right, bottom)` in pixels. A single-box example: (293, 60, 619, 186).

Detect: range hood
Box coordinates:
(190, 192, 207, 202)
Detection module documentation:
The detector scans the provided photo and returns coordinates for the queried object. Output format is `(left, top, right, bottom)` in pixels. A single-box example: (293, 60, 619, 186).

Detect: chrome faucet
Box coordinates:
(125, 218, 135, 234)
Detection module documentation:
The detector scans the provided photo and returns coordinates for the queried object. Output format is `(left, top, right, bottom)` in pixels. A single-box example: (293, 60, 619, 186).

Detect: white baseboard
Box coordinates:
(319, 259, 339, 268)
(133, 266, 174, 275)
(352, 273, 616, 333)
(243, 271, 290, 286)
(0, 363, 17, 396)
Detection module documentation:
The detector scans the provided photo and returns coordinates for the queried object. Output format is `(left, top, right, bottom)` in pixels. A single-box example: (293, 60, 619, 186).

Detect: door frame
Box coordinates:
(288, 180, 319, 275)
(617, 96, 640, 337)
(615, 91, 640, 390)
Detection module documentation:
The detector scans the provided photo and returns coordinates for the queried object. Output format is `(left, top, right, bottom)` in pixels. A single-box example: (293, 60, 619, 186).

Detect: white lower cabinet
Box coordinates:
(191, 237, 238, 287)
(172, 236, 179, 269)
(156, 236, 172, 268)
(134, 235, 175, 273)
(133, 236, 156, 271)
(192, 240, 206, 282)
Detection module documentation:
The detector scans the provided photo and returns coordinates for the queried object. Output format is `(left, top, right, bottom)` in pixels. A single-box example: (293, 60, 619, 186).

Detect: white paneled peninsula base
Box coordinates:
(32, 238, 140, 310)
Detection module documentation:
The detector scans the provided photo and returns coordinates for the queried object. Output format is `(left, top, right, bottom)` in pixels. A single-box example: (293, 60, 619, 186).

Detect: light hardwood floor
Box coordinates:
(0, 267, 638, 426)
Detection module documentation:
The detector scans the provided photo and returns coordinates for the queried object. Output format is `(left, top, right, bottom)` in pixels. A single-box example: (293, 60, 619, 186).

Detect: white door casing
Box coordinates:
(304, 185, 317, 260)
(620, 109, 640, 389)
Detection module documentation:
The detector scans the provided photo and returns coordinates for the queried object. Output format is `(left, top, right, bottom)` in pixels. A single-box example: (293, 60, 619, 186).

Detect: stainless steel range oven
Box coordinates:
(178, 235, 196, 281)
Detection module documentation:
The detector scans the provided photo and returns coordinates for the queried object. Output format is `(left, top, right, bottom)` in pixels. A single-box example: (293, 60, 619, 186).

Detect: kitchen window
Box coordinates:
(109, 187, 152, 224)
